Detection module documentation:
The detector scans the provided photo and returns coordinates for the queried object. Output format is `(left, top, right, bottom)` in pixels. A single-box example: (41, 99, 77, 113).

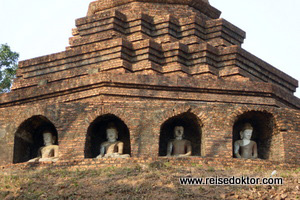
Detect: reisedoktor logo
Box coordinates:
(179, 176, 283, 185)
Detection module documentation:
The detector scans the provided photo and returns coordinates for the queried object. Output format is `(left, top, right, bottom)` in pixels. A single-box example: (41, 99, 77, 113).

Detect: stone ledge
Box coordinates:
(1, 73, 300, 109)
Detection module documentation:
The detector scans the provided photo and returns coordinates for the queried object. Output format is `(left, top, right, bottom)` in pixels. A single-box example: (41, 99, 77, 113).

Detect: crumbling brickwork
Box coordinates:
(0, 0, 299, 166)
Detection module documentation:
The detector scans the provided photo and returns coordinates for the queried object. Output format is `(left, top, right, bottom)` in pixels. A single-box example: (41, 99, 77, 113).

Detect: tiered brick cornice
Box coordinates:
(2, 73, 300, 109)
(73, 10, 244, 47)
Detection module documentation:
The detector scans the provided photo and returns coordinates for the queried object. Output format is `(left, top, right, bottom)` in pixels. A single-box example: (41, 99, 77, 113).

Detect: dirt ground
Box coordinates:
(0, 161, 299, 200)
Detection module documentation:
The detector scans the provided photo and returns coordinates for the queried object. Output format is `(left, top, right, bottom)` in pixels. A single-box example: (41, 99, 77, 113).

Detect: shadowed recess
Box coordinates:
(13, 115, 58, 164)
(85, 114, 131, 158)
(232, 111, 275, 160)
(159, 112, 202, 156)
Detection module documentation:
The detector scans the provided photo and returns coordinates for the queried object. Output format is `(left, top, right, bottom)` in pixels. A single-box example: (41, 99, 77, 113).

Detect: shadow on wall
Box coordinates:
(13, 115, 58, 164)
(232, 111, 275, 160)
(159, 112, 202, 156)
(84, 114, 131, 158)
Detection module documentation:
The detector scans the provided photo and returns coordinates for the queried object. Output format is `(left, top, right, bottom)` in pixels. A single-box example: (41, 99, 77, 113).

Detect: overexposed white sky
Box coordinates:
(0, 0, 299, 97)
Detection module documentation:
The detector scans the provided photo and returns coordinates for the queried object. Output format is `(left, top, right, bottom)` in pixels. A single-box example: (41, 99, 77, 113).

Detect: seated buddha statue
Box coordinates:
(234, 123, 258, 159)
(28, 131, 59, 162)
(96, 123, 130, 158)
(167, 126, 192, 157)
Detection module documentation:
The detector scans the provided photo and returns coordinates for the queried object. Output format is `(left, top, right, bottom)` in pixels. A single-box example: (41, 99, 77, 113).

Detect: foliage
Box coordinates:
(0, 44, 19, 93)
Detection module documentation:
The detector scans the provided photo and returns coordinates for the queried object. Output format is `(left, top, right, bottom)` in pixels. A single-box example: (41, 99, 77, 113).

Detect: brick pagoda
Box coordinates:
(0, 0, 299, 166)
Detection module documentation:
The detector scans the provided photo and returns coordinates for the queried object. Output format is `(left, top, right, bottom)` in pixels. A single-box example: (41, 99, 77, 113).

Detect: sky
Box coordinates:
(0, 0, 299, 98)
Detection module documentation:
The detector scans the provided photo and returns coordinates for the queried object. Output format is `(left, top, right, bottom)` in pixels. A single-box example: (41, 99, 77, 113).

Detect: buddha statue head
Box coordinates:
(174, 126, 184, 140)
(106, 123, 118, 142)
(240, 123, 253, 140)
(43, 131, 56, 146)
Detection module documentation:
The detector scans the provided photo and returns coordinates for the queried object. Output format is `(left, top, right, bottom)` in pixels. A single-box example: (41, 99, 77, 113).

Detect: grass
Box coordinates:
(207, 166, 215, 172)
(0, 163, 299, 200)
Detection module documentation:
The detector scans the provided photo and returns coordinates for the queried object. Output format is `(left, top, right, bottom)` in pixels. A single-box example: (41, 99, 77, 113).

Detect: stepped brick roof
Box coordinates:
(1, 0, 297, 108)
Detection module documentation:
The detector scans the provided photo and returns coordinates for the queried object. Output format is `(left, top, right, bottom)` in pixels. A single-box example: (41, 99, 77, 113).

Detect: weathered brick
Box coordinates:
(0, 0, 299, 167)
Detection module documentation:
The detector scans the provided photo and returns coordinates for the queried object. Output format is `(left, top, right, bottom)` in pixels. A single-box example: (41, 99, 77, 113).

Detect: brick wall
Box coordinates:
(0, 0, 299, 168)
(0, 97, 299, 165)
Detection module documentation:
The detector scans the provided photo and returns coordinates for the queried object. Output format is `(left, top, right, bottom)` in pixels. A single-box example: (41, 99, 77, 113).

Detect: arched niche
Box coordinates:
(85, 114, 131, 158)
(232, 111, 275, 160)
(13, 115, 58, 164)
(159, 112, 202, 156)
